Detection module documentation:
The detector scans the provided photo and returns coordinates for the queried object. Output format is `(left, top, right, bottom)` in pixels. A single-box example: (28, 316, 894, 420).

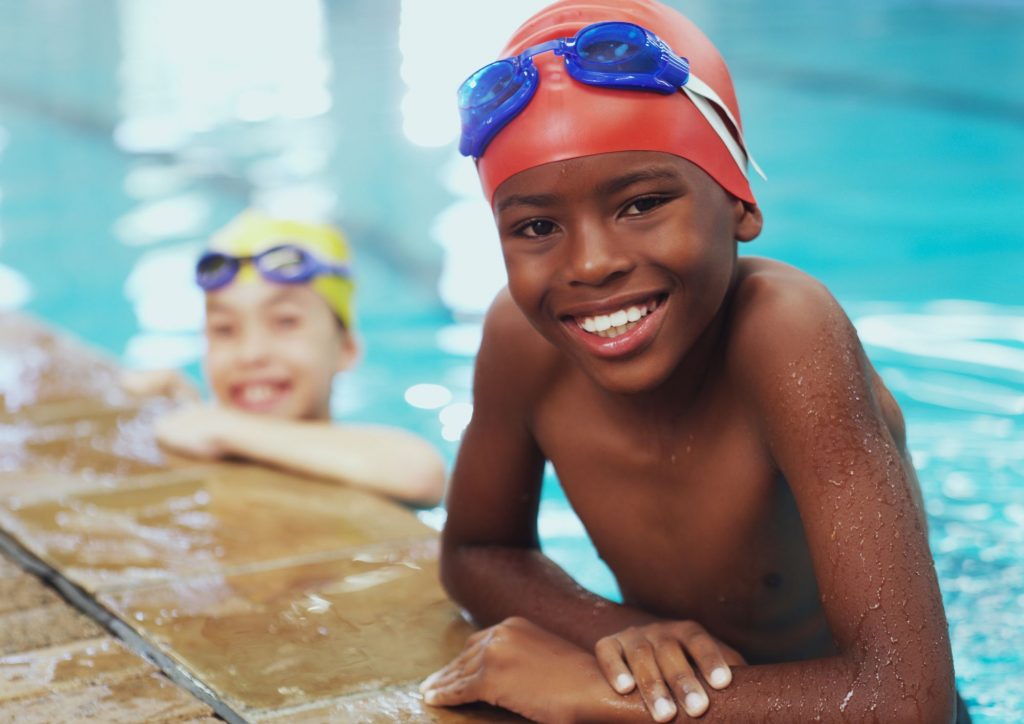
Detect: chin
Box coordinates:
(580, 357, 677, 396)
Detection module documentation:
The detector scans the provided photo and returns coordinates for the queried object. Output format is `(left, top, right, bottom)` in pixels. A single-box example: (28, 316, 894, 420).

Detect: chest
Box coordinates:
(530, 378, 810, 611)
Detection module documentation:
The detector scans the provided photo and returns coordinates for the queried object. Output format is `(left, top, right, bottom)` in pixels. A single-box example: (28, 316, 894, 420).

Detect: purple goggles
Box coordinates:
(196, 244, 351, 291)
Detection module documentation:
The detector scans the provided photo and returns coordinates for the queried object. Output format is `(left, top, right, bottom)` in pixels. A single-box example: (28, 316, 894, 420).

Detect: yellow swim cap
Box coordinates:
(207, 210, 356, 329)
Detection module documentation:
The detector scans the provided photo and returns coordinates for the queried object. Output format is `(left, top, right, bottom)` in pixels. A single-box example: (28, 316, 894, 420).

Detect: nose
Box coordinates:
(236, 326, 272, 367)
(565, 222, 635, 287)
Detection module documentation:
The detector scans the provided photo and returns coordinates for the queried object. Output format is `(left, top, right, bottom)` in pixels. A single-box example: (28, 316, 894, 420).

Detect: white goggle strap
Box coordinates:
(682, 73, 767, 182)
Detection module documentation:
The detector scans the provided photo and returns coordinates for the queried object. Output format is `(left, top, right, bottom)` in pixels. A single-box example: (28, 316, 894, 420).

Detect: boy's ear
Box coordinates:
(335, 329, 362, 373)
(734, 200, 763, 243)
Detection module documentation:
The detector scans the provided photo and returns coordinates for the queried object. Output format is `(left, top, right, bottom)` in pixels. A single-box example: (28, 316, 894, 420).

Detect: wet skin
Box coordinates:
(434, 152, 955, 722)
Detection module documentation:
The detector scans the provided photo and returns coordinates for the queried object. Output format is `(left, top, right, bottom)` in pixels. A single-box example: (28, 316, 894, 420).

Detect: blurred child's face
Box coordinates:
(203, 278, 357, 420)
(493, 150, 761, 394)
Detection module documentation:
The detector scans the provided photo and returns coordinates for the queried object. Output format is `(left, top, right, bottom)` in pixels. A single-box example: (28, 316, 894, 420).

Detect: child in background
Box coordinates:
(423, 0, 967, 721)
(123, 210, 445, 508)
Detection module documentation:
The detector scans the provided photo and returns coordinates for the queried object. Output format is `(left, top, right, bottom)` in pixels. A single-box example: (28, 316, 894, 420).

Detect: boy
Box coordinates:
(422, 0, 965, 721)
(123, 210, 446, 508)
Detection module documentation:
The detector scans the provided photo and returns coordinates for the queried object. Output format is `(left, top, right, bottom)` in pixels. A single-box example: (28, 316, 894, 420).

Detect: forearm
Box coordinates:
(219, 415, 445, 506)
(441, 543, 659, 649)
(570, 654, 956, 724)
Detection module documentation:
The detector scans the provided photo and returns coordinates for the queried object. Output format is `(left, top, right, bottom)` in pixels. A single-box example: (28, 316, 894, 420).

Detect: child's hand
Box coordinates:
(595, 620, 746, 721)
(154, 403, 232, 460)
(421, 616, 597, 723)
(121, 369, 200, 402)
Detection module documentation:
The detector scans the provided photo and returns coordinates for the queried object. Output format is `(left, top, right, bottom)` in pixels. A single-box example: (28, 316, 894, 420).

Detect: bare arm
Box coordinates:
(682, 273, 956, 722)
(441, 291, 662, 644)
(436, 278, 956, 723)
(156, 406, 446, 507)
(121, 368, 201, 401)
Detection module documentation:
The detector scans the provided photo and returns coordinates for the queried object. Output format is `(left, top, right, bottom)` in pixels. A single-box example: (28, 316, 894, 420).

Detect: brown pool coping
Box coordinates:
(0, 312, 520, 722)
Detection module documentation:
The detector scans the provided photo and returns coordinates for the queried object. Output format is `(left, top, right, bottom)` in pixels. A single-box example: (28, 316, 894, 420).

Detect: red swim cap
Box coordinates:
(477, 0, 756, 206)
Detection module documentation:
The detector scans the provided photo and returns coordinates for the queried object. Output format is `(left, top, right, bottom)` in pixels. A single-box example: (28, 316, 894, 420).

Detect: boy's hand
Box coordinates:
(595, 621, 746, 721)
(421, 616, 599, 724)
(154, 403, 232, 460)
(121, 369, 200, 402)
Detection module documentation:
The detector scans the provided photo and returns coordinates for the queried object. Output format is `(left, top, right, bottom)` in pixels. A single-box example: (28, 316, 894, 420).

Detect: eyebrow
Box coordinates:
(496, 192, 561, 213)
(496, 166, 684, 213)
(596, 167, 684, 197)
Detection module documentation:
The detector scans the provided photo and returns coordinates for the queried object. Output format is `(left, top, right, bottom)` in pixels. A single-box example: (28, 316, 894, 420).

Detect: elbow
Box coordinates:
(438, 528, 471, 604)
(843, 645, 957, 723)
(889, 691, 956, 724)
(404, 451, 447, 508)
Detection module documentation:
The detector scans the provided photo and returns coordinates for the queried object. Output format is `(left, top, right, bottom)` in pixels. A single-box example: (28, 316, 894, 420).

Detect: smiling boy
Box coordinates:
(126, 210, 445, 507)
(422, 0, 964, 721)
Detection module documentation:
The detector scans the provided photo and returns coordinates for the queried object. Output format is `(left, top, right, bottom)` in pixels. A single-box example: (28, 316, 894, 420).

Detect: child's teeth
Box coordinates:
(577, 301, 655, 337)
(244, 385, 274, 402)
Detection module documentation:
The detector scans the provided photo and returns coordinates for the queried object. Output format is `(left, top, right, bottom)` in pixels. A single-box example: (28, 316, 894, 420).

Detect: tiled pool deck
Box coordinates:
(0, 313, 518, 722)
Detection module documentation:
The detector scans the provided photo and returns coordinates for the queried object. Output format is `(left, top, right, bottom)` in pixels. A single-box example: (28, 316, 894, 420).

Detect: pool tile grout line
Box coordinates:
(0, 527, 248, 724)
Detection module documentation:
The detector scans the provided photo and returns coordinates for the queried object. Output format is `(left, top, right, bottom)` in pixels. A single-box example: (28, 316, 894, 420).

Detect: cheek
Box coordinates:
(203, 347, 231, 388)
(503, 254, 548, 307)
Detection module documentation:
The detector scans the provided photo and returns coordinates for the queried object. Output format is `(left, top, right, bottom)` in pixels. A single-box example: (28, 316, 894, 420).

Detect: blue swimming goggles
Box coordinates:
(457, 21, 764, 179)
(196, 244, 351, 291)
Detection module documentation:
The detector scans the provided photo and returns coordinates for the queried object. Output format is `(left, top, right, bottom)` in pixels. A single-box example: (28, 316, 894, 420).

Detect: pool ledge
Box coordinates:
(0, 312, 520, 722)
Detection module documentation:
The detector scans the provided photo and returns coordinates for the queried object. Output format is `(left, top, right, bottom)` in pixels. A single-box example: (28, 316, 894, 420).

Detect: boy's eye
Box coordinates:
(207, 322, 235, 338)
(273, 316, 301, 330)
(517, 219, 558, 238)
(623, 196, 668, 216)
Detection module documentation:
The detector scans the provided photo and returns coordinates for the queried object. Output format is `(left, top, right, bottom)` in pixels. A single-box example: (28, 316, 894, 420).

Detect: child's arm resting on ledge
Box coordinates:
(440, 291, 668, 643)
(435, 285, 956, 722)
(121, 368, 201, 402)
(155, 405, 446, 507)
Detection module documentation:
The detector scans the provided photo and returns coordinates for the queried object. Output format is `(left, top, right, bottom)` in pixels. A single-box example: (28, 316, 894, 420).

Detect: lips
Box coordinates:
(561, 294, 667, 358)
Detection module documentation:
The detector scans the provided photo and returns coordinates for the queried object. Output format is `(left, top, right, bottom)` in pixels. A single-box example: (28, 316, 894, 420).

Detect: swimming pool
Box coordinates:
(1, 0, 1021, 720)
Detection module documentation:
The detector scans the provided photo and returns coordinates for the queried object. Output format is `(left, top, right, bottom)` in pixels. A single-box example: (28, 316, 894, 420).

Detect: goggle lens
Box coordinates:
(259, 245, 311, 281)
(576, 23, 648, 69)
(460, 59, 519, 110)
(196, 253, 238, 289)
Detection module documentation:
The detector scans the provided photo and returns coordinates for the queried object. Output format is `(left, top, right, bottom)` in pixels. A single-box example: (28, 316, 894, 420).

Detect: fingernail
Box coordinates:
(654, 698, 676, 720)
(615, 673, 634, 692)
(423, 690, 438, 705)
(419, 673, 437, 692)
(685, 691, 709, 715)
(710, 666, 731, 688)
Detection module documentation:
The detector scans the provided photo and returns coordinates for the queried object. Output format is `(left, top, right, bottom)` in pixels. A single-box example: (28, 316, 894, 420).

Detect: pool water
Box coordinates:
(1, 1, 1021, 720)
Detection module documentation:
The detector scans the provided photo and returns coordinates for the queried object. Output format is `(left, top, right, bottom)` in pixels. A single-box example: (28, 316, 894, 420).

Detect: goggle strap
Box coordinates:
(684, 74, 767, 181)
(323, 262, 352, 279)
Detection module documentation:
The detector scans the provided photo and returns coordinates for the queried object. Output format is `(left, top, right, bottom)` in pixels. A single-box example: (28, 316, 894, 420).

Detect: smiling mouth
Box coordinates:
(231, 382, 289, 409)
(570, 296, 663, 339)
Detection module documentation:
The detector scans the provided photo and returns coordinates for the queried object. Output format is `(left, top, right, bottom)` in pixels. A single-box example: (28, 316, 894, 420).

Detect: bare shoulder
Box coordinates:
(728, 259, 907, 430)
(725, 258, 860, 383)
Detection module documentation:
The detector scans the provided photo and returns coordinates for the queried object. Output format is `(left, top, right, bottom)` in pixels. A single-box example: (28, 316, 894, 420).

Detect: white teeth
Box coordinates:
(241, 385, 275, 403)
(577, 300, 657, 337)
